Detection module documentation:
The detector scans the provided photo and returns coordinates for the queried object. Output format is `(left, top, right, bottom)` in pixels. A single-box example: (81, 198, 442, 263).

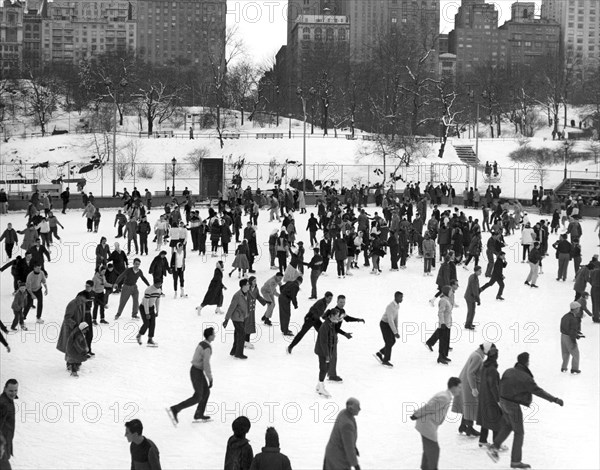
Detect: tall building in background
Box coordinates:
(343, 0, 440, 62)
(449, 0, 507, 76)
(41, 0, 136, 65)
(541, 0, 600, 66)
(500, 2, 560, 69)
(136, 0, 226, 69)
(0, 0, 24, 77)
(23, 0, 43, 73)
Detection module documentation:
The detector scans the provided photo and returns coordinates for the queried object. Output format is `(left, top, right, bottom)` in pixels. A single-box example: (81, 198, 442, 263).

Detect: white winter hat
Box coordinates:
(79, 322, 89, 331)
(481, 342, 494, 354)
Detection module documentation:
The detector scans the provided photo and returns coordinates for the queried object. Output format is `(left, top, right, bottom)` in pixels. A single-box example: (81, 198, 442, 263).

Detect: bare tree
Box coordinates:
(18, 71, 62, 136)
(208, 25, 245, 147)
(227, 60, 258, 125)
(185, 147, 211, 171)
(132, 64, 182, 136)
(435, 81, 462, 158)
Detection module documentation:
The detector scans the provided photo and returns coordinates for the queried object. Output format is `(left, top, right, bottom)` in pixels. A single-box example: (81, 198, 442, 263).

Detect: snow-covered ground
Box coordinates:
(1, 106, 599, 202)
(0, 205, 598, 469)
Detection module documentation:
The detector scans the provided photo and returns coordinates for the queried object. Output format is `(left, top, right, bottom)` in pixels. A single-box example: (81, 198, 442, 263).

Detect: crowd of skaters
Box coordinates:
(0, 179, 599, 470)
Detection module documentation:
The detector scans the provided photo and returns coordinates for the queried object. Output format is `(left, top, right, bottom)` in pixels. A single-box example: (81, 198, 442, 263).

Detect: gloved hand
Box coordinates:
(222, 320, 228, 328)
(360, 319, 365, 324)
(209, 379, 213, 389)
(555, 398, 564, 407)
(394, 333, 400, 339)
(344, 332, 353, 339)
(410, 415, 417, 421)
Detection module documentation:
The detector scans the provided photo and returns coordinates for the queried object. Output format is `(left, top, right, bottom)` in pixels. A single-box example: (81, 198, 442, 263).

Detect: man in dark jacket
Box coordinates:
(278, 277, 302, 336)
(26, 239, 51, 276)
(287, 292, 333, 354)
(552, 234, 572, 282)
(60, 187, 69, 213)
(137, 216, 151, 256)
(524, 242, 541, 288)
(306, 247, 324, 299)
(149, 251, 171, 285)
(487, 353, 563, 469)
(125, 419, 162, 470)
(324, 398, 360, 470)
(0, 379, 18, 466)
(464, 265, 481, 329)
(250, 427, 292, 470)
(560, 302, 582, 374)
(480, 251, 507, 300)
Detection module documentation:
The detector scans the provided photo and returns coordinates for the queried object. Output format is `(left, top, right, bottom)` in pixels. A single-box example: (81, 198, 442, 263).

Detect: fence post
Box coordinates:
(165, 163, 167, 192)
(256, 164, 259, 191)
(513, 168, 517, 200)
(367, 165, 370, 187)
(341, 165, 344, 188)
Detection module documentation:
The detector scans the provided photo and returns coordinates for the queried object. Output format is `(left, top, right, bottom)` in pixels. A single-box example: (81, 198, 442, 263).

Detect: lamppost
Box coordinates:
(296, 87, 316, 195)
(171, 157, 177, 195)
(288, 113, 292, 139)
(106, 77, 128, 197)
(563, 140, 568, 180)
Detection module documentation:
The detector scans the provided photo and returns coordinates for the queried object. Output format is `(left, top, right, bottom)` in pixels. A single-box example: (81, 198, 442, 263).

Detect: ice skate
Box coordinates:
(147, 339, 158, 347)
(173, 292, 178, 299)
(166, 407, 178, 427)
(510, 462, 531, 469)
(215, 307, 224, 314)
(136, 334, 142, 345)
(180, 288, 187, 298)
(374, 352, 383, 363)
(192, 416, 212, 423)
(244, 341, 255, 350)
(316, 382, 331, 398)
(486, 447, 500, 463)
(196, 306, 203, 316)
(70, 370, 79, 378)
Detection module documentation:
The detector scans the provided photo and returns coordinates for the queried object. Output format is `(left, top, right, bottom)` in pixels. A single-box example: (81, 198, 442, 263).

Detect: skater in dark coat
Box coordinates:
(476, 346, 503, 448)
(287, 292, 333, 354)
(0, 224, 18, 259)
(323, 398, 360, 470)
(56, 292, 88, 358)
(278, 277, 302, 336)
(148, 251, 171, 285)
(198, 261, 226, 314)
(464, 266, 482, 329)
(487, 353, 564, 469)
(223, 280, 250, 359)
(480, 251, 507, 300)
(314, 309, 342, 399)
(245, 277, 268, 347)
(224, 416, 253, 470)
(0, 379, 18, 465)
(429, 254, 456, 304)
(250, 427, 292, 470)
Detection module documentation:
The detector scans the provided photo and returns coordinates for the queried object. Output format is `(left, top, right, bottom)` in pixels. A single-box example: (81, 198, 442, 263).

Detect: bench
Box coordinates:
(256, 133, 284, 139)
(362, 135, 378, 141)
(223, 133, 241, 139)
(345, 135, 357, 140)
(154, 130, 174, 138)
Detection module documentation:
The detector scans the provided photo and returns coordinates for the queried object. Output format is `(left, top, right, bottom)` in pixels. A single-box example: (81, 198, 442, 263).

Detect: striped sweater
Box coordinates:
(141, 285, 162, 313)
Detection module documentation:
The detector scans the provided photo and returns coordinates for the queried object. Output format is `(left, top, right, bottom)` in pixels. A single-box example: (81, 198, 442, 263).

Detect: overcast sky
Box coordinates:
(226, 0, 543, 65)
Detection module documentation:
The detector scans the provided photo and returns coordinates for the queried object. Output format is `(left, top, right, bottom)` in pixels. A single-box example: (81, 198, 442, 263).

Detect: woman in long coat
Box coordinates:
(476, 346, 503, 447)
(198, 261, 226, 314)
(452, 343, 491, 436)
(244, 276, 267, 349)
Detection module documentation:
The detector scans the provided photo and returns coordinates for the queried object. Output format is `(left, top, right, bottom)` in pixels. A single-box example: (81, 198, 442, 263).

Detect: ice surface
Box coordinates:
(0, 205, 598, 469)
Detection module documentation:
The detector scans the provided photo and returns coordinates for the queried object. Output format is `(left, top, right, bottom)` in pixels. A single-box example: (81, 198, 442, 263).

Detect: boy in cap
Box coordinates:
(250, 427, 292, 470)
(224, 416, 253, 470)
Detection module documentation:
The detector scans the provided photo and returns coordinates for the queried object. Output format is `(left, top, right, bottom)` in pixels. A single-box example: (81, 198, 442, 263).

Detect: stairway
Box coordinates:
(453, 145, 479, 167)
(554, 178, 600, 201)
